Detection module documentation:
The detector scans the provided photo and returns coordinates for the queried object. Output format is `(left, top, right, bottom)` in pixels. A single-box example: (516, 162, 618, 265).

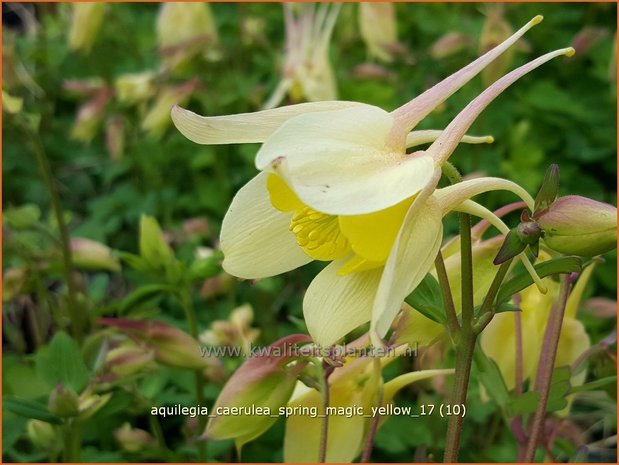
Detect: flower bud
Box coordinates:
(141, 80, 198, 137)
(99, 318, 207, 370)
(2, 89, 23, 114)
(27, 420, 58, 452)
(105, 344, 155, 378)
(78, 390, 112, 420)
(430, 32, 474, 60)
(479, 5, 514, 86)
(114, 422, 155, 453)
(71, 237, 121, 272)
(70, 87, 113, 143)
(105, 115, 125, 161)
(157, 2, 219, 71)
(68, 3, 105, 54)
(115, 71, 156, 105)
(205, 334, 310, 444)
(538, 195, 617, 256)
(48, 384, 80, 418)
(359, 3, 398, 63)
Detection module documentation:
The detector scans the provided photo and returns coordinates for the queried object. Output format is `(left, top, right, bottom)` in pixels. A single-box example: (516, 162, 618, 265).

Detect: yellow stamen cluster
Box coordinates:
(290, 207, 351, 261)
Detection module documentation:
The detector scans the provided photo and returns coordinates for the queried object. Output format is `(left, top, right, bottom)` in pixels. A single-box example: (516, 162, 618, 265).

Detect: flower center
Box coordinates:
(290, 207, 351, 261)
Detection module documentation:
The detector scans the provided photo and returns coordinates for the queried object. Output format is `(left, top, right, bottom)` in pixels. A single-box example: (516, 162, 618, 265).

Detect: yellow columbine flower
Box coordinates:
(172, 16, 573, 347)
(68, 3, 105, 54)
(481, 256, 594, 390)
(284, 352, 453, 462)
(358, 3, 399, 63)
(263, 3, 340, 109)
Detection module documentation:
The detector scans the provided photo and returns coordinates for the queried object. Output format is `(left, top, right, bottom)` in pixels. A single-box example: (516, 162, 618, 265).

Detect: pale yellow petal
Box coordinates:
(371, 195, 444, 341)
(220, 172, 312, 279)
(256, 104, 435, 215)
(304, 260, 383, 347)
(171, 101, 363, 145)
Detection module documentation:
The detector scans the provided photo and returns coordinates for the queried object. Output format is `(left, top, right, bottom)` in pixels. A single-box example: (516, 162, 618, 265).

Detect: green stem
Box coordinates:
(149, 414, 171, 458)
(473, 260, 513, 334)
(443, 326, 476, 463)
(26, 126, 83, 344)
(361, 358, 383, 463)
(434, 251, 460, 337)
(523, 275, 572, 462)
(62, 420, 81, 462)
(318, 362, 331, 463)
(180, 290, 207, 463)
(442, 161, 474, 463)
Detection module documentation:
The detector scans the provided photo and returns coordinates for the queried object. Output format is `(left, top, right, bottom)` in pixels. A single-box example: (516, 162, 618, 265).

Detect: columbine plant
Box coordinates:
(172, 15, 615, 463)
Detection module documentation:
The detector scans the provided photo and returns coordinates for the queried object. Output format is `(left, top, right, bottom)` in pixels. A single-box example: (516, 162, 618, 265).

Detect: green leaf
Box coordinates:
(3, 397, 61, 424)
(3, 204, 41, 229)
(118, 283, 176, 314)
(473, 343, 510, 407)
(35, 331, 90, 392)
(139, 214, 173, 270)
(507, 391, 541, 416)
(534, 164, 560, 213)
(570, 376, 617, 394)
(404, 273, 446, 324)
(493, 229, 526, 265)
(496, 256, 582, 304)
(546, 366, 572, 412)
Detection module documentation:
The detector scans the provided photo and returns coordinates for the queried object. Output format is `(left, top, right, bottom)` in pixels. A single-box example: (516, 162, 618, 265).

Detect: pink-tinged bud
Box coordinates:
(71, 237, 121, 272)
(571, 27, 608, 56)
(358, 3, 399, 63)
(105, 344, 155, 378)
(70, 86, 113, 143)
(351, 63, 395, 81)
(478, 5, 514, 86)
(78, 389, 112, 420)
(99, 318, 206, 370)
(205, 334, 311, 443)
(48, 384, 80, 418)
(115, 71, 156, 104)
(430, 32, 474, 60)
(583, 297, 617, 319)
(68, 3, 105, 54)
(538, 196, 617, 256)
(183, 218, 211, 237)
(141, 79, 199, 137)
(200, 272, 233, 299)
(27, 420, 58, 452)
(114, 422, 156, 453)
(157, 2, 220, 71)
(105, 115, 125, 161)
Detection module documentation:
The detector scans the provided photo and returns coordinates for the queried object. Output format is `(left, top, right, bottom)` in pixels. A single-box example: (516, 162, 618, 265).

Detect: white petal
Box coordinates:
(256, 104, 435, 215)
(371, 195, 444, 342)
(304, 260, 383, 347)
(220, 172, 312, 279)
(171, 101, 364, 145)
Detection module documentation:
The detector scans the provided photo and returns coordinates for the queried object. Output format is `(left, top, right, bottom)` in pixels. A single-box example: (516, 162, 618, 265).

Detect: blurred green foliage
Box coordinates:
(3, 2, 616, 463)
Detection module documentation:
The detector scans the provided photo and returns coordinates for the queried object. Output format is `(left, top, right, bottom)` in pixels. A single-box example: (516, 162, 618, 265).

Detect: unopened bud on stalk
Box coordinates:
(68, 3, 105, 54)
(99, 318, 207, 369)
(114, 422, 156, 453)
(48, 384, 79, 418)
(27, 420, 58, 451)
(205, 334, 311, 444)
(71, 237, 121, 272)
(538, 195, 617, 256)
(105, 344, 155, 378)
